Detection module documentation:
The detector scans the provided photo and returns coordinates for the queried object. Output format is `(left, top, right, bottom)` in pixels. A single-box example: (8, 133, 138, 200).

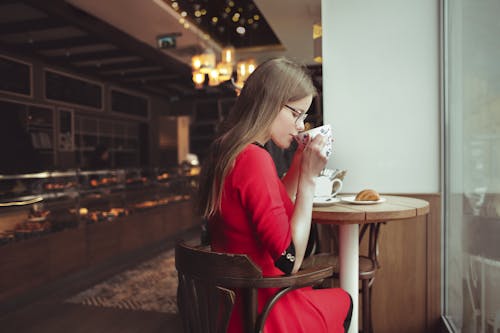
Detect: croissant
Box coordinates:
(354, 189, 380, 201)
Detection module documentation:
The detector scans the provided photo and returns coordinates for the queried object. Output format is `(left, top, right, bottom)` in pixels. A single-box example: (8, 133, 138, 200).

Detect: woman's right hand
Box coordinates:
(300, 134, 328, 180)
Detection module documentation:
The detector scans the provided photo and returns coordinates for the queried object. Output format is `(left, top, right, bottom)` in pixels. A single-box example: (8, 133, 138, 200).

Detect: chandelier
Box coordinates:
(191, 46, 256, 90)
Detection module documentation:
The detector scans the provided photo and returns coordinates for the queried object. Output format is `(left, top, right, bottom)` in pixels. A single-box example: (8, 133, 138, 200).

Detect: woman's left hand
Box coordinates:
(300, 134, 328, 179)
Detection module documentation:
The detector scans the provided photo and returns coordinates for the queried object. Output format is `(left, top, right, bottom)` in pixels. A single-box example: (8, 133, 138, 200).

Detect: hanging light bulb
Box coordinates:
(199, 49, 216, 74)
(191, 46, 257, 90)
(217, 62, 233, 82)
(221, 46, 235, 64)
(208, 68, 220, 86)
(192, 71, 205, 89)
(236, 58, 257, 87)
(191, 54, 202, 71)
(236, 60, 247, 87)
(246, 58, 256, 75)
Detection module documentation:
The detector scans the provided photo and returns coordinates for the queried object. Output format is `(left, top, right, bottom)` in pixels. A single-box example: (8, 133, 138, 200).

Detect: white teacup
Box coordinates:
(315, 176, 343, 198)
(294, 124, 333, 158)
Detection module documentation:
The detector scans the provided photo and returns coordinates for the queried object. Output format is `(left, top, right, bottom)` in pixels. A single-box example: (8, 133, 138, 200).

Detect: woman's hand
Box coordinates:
(300, 133, 328, 179)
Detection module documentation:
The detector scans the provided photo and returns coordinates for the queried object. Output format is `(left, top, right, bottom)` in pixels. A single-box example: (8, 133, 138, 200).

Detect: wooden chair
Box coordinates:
(175, 240, 335, 333)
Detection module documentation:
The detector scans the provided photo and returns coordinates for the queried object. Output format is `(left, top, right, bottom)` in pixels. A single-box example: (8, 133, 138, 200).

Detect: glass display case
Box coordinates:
(0, 167, 198, 246)
(0, 171, 79, 245)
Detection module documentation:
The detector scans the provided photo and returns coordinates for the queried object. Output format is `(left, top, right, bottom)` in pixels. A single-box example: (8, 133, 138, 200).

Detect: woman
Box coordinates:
(198, 58, 352, 332)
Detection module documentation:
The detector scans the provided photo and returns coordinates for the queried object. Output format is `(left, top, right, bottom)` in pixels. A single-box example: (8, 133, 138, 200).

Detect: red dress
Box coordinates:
(209, 144, 351, 333)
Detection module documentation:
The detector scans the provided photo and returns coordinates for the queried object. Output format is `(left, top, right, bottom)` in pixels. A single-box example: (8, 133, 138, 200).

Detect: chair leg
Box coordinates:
(362, 279, 371, 333)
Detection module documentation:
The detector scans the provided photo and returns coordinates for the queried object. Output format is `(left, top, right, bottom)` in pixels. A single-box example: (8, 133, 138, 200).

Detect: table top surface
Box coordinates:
(312, 195, 430, 225)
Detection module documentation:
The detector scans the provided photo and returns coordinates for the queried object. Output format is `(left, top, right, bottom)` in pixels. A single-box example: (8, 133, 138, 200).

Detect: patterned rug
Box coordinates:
(66, 248, 179, 314)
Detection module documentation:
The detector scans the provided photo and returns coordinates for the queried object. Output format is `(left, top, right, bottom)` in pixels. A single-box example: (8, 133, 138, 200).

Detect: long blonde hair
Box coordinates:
(198, 57, 317, 219)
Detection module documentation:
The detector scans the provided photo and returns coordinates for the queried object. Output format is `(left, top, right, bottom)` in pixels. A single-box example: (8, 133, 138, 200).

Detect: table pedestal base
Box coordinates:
(340, 223, 359, 333)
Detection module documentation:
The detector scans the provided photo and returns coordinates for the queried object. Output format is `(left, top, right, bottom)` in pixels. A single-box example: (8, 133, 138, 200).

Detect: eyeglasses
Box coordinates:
(284, 104, 308, 125)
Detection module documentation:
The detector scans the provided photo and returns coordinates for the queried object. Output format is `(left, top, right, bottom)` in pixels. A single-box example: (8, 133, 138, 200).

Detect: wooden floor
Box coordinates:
(0, 228, 200, 333)
(0, 301, 183, 333)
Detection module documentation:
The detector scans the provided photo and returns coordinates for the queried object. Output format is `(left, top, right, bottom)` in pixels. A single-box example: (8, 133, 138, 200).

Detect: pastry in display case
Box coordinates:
(14, 203, 52, 239)
(125, 168, 162, 212)
(125, 168, 150, 187)
(79, 169, 124, 191)
(78, 169, 126, 224)
(77, 206, 129, 224)
(155, 166, 194, 205)
(0, 171, 79, 245)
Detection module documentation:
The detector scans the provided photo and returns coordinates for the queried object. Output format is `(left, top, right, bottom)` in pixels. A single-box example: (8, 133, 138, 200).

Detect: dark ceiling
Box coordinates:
(165, 0, 281, 49)
(0, 0, 236, 100)
(0, 0, 321, 101)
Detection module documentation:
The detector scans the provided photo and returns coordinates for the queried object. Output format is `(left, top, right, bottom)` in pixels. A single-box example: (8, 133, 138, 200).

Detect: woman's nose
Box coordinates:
(296, 121, 305, 132)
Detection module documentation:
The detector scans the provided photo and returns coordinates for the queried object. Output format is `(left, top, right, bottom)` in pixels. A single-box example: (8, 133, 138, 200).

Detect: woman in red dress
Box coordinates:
(198, 57, 352, 333)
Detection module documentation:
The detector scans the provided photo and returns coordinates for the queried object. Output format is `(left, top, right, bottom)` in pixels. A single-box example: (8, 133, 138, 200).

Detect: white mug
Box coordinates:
(315, 176, 343, 198)
(294, 124, 333, 158)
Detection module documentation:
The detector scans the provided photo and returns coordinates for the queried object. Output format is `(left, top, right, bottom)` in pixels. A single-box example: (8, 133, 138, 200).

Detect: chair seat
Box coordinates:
(311, 254, 376, 280)
(301, 252, 338, 270)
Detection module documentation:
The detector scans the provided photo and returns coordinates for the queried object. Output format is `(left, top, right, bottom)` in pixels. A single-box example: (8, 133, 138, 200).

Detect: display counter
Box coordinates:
(0, 167, 200, 303)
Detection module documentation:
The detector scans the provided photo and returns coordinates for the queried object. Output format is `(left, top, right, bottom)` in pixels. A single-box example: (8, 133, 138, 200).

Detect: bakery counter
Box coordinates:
(0, 168, 201, 305)
(0, 198, 200, 304)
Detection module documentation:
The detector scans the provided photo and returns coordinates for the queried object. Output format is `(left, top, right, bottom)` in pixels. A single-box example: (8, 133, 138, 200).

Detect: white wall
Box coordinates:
(321, 0, 440, 193)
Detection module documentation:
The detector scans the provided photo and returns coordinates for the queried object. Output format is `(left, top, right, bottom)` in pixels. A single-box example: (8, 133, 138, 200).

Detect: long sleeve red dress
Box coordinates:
(209, 144, 351, 333)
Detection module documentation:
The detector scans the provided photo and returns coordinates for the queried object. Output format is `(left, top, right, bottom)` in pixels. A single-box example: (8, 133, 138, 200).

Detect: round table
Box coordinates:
(312, 195, 429, 333)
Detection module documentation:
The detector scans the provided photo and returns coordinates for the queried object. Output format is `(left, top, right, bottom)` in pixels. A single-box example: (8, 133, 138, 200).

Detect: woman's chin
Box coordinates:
(270, 136, 293, 149)
(276, 139, 291, 150)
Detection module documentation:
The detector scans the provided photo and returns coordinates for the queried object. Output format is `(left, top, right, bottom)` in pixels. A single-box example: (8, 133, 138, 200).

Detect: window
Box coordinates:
(443, 0, 500, 331)
(0, 55, 31, 96)
(44, 70, 102, 109)
(110, 89, 149, 119)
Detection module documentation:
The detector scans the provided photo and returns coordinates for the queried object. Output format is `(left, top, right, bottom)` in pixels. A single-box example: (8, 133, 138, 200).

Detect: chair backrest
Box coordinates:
(359, 222, 383, 268)
(175, 241, 262, 333)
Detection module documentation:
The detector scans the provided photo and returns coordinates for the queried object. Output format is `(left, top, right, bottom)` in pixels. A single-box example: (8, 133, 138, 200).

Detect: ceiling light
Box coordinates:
(192, 71, 205, 89)
(191, 49, 257, 90)
(236, 58, 256, 87)
(217, 62, 232, 82)
(236, 26, 245, 35)
(221, 46, 235, 64)
(208, 69, 219, 86)
(198, 49, 216, 74)
(191, 55, 202, 71)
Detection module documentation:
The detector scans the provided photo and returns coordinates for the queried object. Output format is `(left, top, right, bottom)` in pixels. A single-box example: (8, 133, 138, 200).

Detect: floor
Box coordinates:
(0, 228, 200, 333)
(0, 302, 183, 333)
